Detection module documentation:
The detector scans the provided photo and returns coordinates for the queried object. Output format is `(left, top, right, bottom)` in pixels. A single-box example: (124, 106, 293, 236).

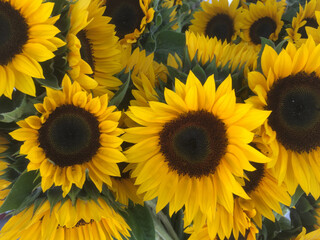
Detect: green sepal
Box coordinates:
(68, 185, 82, 206)
(291, 186, 305, 207)
(167, 66, 188, 84)
(47, 187, 64, 212)
(0, 170, 41, 213)
(32, 197, 47, 215)
(124, 203, 155, 240)
(191, 64, 207, 84)
(109, 71, 131, 109)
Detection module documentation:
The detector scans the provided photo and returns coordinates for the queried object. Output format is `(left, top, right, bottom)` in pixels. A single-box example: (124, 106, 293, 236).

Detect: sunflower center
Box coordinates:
(267, 72, 320, 153)
(243, 162, 265, 194)
(103, 0, 144, 39)
(38, 105, 101, 167)
(249, 17, 276, 45)
(0, 1, 29, 65)
(76, 30, 95, 75)
(298, 17, 319, 39)
(159, 110, 228, 178)
(205, 13, 235, 42)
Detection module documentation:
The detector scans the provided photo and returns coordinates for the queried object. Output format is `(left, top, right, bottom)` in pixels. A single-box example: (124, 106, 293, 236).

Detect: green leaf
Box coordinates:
(296, 196, 313, 213)
(125, 204, 155, 240)
(155, 31, 185, 63)
(109, 72, 131, 108)
(0, 170, 40, 213)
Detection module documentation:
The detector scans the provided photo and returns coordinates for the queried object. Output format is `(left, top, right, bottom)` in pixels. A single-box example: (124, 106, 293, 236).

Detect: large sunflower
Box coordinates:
(246, 38, 320, 197)
(124, 71, 270, 224)
(240, 0, 285, 47)
(0, 198, 131, 240)
(103, 0, 154, 44)
(189, 0, 242, 43)
(286, 0, 320, 46)
(67, 0, 122, 94)
(0, 0, 65, 98)
(10, 74, 125, 197)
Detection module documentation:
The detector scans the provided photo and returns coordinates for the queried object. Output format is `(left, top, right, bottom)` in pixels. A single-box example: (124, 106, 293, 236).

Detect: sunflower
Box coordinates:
(67, 0, 122, 94)
(189, 0, 242, 43)
(0, 198, 131, 240)
(305, 11, 320, 44)
(293, 228, 320, 240)
(10, 74, 125, 197)
(240, 0, 285, 47)
(124, 71, 270, 225)
(185, 31, 258, 75)
(246, 38, 320, 198)
(286, 0, 320, 46)
(103, 0, 154, 44)
(110, 163, 144, 206)
(0, 135, 10, 206)
(162, 0, 183, 30)
(0, 0, 65, 98)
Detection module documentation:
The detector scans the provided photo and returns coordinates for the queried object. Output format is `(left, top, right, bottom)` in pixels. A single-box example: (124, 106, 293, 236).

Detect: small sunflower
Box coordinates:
(189, 0, 242, 43)
(286, 0, 320, 46)
(10, 74, 125, 196)
(162, 0, 183, 30)
(0, 198, 131, 240)
(67, 0, 122, 94)
(103, 0, 154, 44)
(124, 71, 270, 224)
(185, 31, 258, 75)
(246, 38, 320, 197)
(240, 0, 285, 47)
(110, 163, 144, 206)
(0, 0, 65, 98)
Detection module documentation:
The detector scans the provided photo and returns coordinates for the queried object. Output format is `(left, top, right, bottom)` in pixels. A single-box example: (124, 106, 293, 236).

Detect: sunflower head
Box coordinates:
(103, 0, 155, 44)
(286, 0, 320, 46)
(0, 0, 65, 98)
(0, 198, 131, 240)
(240, 0, 285, 47)
(246, 37, 320, 197)
(10, 74, 125, 197)
(189, 0, 242, 43)
(124, 71, 270, 225)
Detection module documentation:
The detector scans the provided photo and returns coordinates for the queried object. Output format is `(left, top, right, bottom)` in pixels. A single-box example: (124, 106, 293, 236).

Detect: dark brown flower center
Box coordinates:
(266, 72, 320, 153)
(159, 110, 228, 178)
(0, 1, 29, 65)
(76, 30, 95, 76)
(249, 17, 277, 45)
(205, 13, 235, 43)
(38, 105, 101, 167)
(103, 0, 144, 39)
(298, 17, 319, 39)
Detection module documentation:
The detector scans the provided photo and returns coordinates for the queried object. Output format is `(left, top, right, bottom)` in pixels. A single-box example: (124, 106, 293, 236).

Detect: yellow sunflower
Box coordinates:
(0, 198, 130, 240)
(286, 0, 320, 46)
(305, 11, 320, 44)
(67, 0, 122, 94)
(124, 71, 270, 225)
(162, 0, 183, 30)
(185, 31, 258, 75)
(0, 0, 65, 98)
(189, 0, 242, 43)
(0, 135, 10, 206)
(240, 0, 285, 47)
(246, 37, 320, 198)
(110, 163, 144, 206)
(10, 74, 125, 197)
(103, 0, 155, 44)
(293, 228, 320, 240)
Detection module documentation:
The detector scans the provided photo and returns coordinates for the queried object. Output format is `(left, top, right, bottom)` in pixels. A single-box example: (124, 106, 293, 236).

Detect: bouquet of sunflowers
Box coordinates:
(1, 0, 320, 239)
